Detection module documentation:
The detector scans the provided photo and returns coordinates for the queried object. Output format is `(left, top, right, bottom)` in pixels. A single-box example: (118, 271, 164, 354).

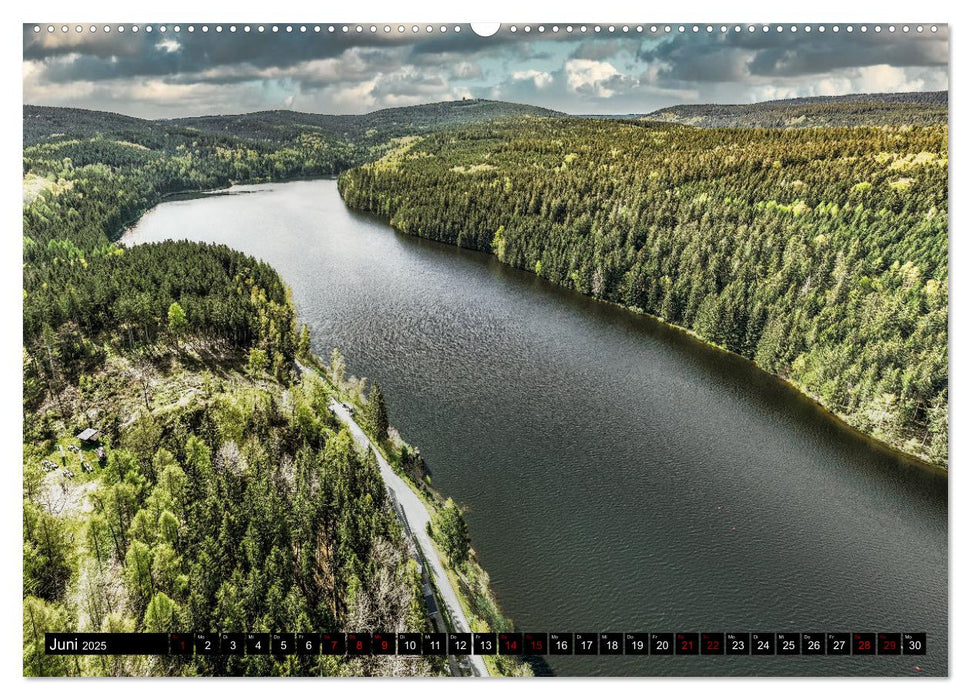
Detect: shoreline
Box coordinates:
(337, 193, 946, 476)
(116, 173, 946, 474)
(111, 174, 340, 243)
(301, 355, 527, 676)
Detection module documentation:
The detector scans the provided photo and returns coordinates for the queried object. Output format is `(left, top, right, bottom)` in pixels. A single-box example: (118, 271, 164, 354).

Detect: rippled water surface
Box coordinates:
(125, 180, 947, 676)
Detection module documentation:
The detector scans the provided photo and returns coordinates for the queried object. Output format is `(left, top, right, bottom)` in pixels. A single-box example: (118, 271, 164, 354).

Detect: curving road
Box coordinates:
(328, 398, 490, 678)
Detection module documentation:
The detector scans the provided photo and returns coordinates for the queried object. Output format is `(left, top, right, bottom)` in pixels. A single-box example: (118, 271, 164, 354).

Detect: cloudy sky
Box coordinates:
(22, 24, 949, 118)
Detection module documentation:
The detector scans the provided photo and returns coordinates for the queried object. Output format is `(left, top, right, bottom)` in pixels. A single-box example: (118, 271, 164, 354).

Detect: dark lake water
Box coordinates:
(124, 179, 948, 677)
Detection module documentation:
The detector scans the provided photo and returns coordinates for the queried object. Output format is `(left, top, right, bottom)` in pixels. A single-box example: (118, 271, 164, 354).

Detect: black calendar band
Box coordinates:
(45, 632, 927, 656)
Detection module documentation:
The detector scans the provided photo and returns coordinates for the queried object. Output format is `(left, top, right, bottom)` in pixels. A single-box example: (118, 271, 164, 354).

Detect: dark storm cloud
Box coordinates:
(639, 28, 949, 83)
(647, 44, 751, 82)
(22, 23, 950, 117)
(744, 33, 948, 77)
(407, 29, 578, 55)
(570, 38, 641, 61)
(23, 24, 624, 84)
(39, 50, 183, 84)
(407, 32, 511, 55)
(23, 25, 421, 80)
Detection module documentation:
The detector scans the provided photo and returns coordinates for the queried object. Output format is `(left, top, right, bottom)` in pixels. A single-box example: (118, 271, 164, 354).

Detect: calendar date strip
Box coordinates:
(45, 631, 926, 656)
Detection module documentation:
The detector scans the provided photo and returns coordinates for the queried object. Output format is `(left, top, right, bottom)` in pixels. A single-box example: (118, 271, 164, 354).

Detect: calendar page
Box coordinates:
(22, 22, 948, 678)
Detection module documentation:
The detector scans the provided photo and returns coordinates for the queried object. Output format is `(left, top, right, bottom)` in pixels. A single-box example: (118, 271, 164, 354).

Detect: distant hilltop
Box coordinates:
(24, 91, 948, 145)
(644, 90, 947, 128)
(23, 99, 564, 146)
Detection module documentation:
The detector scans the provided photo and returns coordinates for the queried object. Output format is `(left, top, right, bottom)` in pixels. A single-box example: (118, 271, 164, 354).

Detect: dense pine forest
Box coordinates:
(23, 196, 442, 675)
(647, 91, 948, 128)
(25, 356, 438, 677)
(339, 117, 948, 466)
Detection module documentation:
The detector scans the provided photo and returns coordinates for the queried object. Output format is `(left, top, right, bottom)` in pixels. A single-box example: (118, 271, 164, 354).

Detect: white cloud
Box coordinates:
(316, 79, 379, 112)
(564, 59, 621, 98)
(851, 64, 928, 94)
(747, 64, 948, 104)
(156, 39, 181, 55)
(511, 69, 553, 89)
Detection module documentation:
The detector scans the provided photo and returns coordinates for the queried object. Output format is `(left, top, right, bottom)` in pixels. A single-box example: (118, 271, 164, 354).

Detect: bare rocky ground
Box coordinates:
(40, 470, 99, 519)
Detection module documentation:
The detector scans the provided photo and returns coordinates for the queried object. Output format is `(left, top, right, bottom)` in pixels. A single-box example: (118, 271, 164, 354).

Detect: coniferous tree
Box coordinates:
(167, 302, 187, 351)
(364, 381, 390, 443)
(297, 324, 312, 360)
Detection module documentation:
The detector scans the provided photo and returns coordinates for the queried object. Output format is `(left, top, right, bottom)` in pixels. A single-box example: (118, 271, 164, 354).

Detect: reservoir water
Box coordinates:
(124, 179, 947, 676)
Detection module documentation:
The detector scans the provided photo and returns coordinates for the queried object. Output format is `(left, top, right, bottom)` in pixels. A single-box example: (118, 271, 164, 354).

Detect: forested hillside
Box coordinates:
(24, 99, 561, 149)
(22, 198, 439, 677)
(168, 99, 564, 146)
(25, 351, 438, 677)
(21, 100, 565, 380)
(646, 91, 947, 128)
(339, 118, 948, 466)
(22, 102, 497, 677)
(22, 128, 339, 388)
